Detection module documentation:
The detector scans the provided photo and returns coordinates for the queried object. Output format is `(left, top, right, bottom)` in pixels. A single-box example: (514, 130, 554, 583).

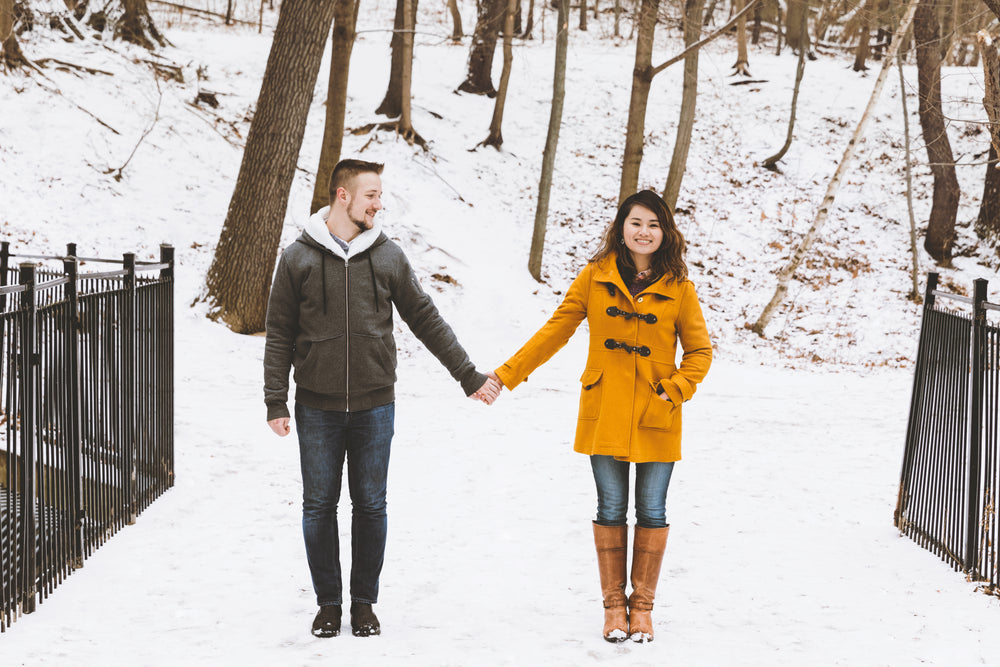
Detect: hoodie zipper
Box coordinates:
(344, 258, 350, 412)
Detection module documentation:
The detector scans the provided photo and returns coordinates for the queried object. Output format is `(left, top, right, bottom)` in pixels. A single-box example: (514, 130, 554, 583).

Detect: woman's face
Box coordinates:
(622, 204, 664, 261)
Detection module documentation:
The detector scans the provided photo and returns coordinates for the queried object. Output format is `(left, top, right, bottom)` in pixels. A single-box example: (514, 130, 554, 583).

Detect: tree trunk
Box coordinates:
(853, 0, 871, 71)
(899, 54, 921, 300)
(663, 0, 705, 209)
(482, 0, 517, 148)
(580, 0, 588, 30)
(522, 0, 535, 38)
(733, 0, 751, 75)
(619, 0, 659, 203)
(614, 0, 621, 36)
(528, 0, 569, 280)
(751, 0, 761, 45)
(752, 0, 920, 335)
(204, 0, 338, 334)
(376, 0, 418, 116)
(395, 0, 422, 143)
(786, 0, 807, 53)
(458, 0, 505, 95)
(1, 0, 26, 69)
(975, 30, 1000, 247)
(311, 0, 361, 214)
(762, 0, 807, 169)
(448, 0, 463, 41)
(116, 0, 167, 49)
(915, 0, 959, 264)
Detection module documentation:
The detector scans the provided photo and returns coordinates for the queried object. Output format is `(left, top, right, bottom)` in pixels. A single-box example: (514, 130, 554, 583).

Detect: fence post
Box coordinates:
(160, 245, 175, 489)
(967, 278, 989, 574)
(18, 264, 38, 614)
(123, 254, 137, 526)
(62, 254, 85, 569)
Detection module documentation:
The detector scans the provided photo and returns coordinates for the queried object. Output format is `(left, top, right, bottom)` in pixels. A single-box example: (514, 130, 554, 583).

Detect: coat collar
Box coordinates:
(591, 253, 683, 300)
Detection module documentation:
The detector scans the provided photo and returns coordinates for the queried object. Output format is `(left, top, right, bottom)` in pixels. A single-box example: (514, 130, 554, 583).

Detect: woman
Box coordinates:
(491, 190, 712, 643)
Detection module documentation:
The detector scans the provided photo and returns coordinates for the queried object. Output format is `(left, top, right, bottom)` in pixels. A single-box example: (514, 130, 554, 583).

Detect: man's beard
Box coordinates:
(349, 209, 373, 232)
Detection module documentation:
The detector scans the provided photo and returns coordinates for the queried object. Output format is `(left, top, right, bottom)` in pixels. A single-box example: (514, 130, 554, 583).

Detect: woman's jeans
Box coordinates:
(590, 455, 674, 528)
(295, 402, 394, 607)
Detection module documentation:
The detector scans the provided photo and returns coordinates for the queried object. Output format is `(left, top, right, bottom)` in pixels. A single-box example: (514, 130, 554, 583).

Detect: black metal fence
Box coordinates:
(0, 242, 174, 631)
(896, 272, 1000, 591)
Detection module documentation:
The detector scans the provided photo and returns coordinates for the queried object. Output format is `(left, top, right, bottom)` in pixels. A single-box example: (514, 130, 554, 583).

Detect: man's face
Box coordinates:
(343, 172, 383, 232)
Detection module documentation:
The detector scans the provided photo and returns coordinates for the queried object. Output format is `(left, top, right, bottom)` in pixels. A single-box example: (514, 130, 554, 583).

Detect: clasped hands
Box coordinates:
(470, 371, 504, 405)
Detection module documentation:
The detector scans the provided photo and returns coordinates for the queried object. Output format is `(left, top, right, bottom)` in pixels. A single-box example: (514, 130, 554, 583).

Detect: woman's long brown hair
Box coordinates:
(589, 190, 688, 284)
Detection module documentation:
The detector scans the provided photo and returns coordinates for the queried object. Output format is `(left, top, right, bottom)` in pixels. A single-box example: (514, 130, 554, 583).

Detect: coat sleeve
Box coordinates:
(494, 265, 591, 391)
(263, 255, 299, 421)
(658, 280, 712, 404)
(390, 251, 488, 396)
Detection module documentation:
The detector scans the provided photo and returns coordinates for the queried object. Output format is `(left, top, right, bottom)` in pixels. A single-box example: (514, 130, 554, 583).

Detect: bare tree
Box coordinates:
(915, 0, 959, 264)
(662, 0, 706, 209)
(448, 0, 463, 42)
(619, 0, 760, 201)
(458, 0, 505, 95)
(975, 30, 1000, 249)
(751, 0, 919, 335)
(311, 0, 361, 214)
(522, 0, 535, 39)
(761, 1, 808, 169)
(481, 0, 517, 148)
(1, 0, 26, 69)
(899, 54, 920, 300)
(116, 0, 167, 49)
(580, 0, 588, 30)
(733, 0, 751, 75)
(376, 0, 418, 117)
(785, 0, 808, 53)
(528, 0, 569, 280)
(204, 0, 339, 333)
(853, 0, 872, 71)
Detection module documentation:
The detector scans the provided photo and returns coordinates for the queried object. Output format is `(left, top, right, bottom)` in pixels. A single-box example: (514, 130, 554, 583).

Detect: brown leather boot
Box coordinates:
(628, 525, 669, 643)
(593, 522, 629, 643)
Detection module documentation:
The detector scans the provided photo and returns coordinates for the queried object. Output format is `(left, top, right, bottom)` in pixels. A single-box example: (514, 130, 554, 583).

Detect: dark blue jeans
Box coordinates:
(590, 455, 674, 528)
(295, 402, 394, 607)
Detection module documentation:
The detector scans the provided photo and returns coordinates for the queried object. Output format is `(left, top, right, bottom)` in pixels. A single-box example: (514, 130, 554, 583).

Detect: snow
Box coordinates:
(3, 1, 1000, 664)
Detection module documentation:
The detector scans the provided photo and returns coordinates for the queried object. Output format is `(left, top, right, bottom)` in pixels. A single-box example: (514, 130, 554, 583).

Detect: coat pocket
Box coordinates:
(578, 368, 604, 420)
(294, 333, 347, 393)
(638, 382, 676, 431)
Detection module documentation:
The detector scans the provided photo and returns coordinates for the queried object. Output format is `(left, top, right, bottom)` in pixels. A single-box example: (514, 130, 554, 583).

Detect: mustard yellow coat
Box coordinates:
(495, 254, 713, 463)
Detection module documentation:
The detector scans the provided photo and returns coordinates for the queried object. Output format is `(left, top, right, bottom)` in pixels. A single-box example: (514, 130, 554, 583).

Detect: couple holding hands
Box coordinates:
(263, 159, 712, 642)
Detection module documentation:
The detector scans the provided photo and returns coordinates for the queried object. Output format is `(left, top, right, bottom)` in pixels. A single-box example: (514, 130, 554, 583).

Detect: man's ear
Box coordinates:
(335, 186, 350, 204)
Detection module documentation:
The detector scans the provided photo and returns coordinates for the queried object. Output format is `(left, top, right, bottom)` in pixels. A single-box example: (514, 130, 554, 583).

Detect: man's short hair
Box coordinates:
(329, 159, 384, 203)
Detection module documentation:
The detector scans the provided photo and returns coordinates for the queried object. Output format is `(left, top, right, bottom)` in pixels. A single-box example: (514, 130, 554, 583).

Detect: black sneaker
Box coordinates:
(311, 605, 342, 638)
(350, 602, 380, 637)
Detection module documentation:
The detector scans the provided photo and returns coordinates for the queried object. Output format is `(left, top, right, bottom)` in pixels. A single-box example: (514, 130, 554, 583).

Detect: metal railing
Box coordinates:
(0, 241, 174, 631)
(895, 272, 1000, 592)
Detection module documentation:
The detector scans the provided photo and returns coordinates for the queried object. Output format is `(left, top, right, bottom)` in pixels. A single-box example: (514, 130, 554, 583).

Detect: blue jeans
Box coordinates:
(590, 455, 674, 528)
(295, 402, 394, 607)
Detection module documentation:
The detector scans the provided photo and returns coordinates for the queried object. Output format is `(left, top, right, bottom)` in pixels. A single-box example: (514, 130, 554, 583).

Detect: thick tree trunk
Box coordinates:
(528, 0, 569, 280)
(458, 0, 505, 95)
(311, 0, 360, 214)
(663, 0, 705, 209)
(396, 0, 419, 142)
(853, 1, 871, 71)
(915, 0, 959, 264)
(751, 0, 761, 45)
(205, 0, 338, 333)
(376, 0, 418, 117)
(1, 0, 26, 69)
(482, 0, 516, 148)
(975, 31, 1000, 247)
(619, 0, 658, 203)
(580, 0, 588, 30)
(448, 0, 463, 41)
(785, 0, 807, 53)
(733, 0, 751, 75)
(116, 0, 167, 49)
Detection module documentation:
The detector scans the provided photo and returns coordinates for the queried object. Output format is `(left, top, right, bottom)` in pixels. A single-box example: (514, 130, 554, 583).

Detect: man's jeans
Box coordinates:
(590, 455, 674, 528)
(294, 402, 394, 606)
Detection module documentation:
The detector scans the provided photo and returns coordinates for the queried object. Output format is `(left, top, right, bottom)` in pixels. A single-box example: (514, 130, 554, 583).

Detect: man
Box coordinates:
(264, 159, 500, 638)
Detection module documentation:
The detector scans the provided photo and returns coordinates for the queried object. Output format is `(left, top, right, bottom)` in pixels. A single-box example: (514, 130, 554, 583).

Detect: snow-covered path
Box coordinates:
(4, 303, 1000, 666)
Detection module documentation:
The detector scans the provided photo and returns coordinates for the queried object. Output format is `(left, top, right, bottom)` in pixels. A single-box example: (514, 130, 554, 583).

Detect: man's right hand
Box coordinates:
(268, 417, 291, 437)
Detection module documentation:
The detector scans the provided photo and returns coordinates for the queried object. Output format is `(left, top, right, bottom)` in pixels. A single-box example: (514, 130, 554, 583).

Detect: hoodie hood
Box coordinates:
(303, 205, 384, 260)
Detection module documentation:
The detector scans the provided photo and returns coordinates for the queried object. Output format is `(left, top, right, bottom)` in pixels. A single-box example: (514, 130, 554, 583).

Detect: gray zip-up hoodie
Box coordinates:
(263, 207, 487, 420)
